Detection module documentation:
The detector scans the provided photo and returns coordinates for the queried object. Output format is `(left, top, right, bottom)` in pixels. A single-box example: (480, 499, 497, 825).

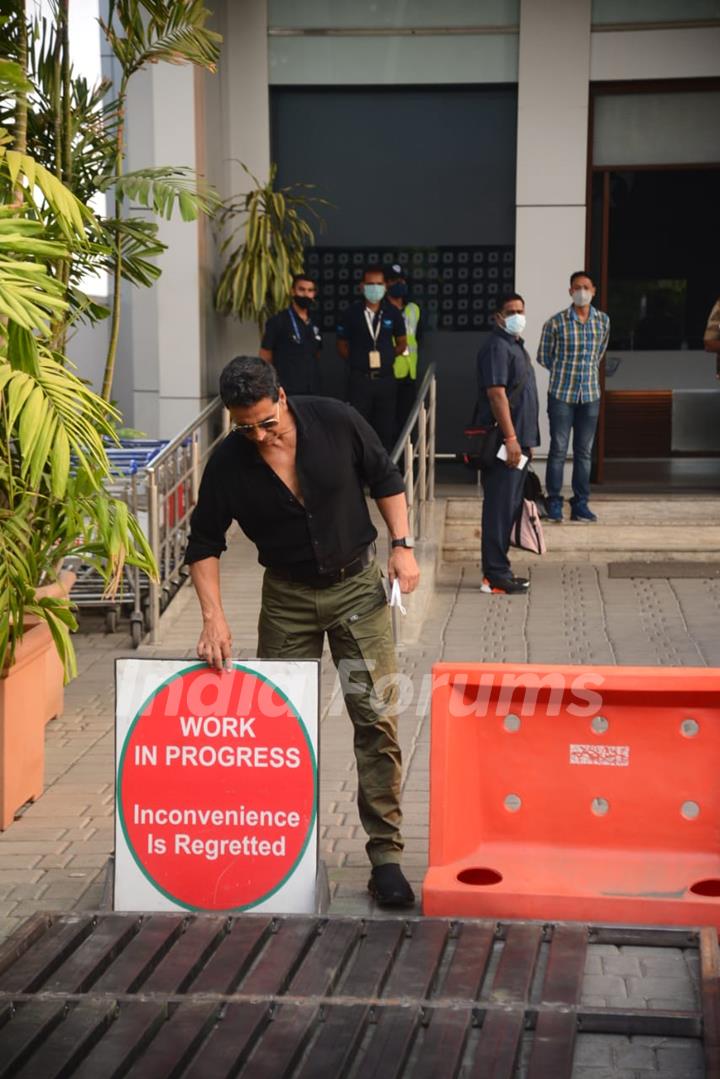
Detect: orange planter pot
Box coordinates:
(0, 622, 53, 830)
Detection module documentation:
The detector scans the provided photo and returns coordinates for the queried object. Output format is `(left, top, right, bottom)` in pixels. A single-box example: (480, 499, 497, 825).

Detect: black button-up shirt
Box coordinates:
(261, 307, 322, 395)
(336, 299, 406, 376)
(476, 328, 540, 448)
(184, 397, 405, 573)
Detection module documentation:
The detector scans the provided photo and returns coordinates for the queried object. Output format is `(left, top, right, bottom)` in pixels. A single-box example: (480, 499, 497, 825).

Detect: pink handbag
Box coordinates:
(511, 498, 546, 555)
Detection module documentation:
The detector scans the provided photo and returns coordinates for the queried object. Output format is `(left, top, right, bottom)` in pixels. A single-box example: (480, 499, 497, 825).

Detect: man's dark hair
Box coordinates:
(570, 270, 594, 287)
(291, 271, 315, 288)
(362, 263, 385, 281)
(496, 292, 525, 313)
(219, 356, 279, 408)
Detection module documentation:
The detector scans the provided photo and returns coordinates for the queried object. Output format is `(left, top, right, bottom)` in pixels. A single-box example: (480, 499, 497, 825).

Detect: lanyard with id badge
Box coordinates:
(364, 307, 383, 370)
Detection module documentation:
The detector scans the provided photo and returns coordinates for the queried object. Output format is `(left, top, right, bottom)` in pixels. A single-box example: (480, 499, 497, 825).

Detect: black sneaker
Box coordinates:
(481, 576, 530, 594)
(368, 864, 415, 908)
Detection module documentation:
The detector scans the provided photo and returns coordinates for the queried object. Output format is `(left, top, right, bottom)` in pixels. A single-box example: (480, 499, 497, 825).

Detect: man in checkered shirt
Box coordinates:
(703, 296, 720, 379)
(537, 271, 610, 523)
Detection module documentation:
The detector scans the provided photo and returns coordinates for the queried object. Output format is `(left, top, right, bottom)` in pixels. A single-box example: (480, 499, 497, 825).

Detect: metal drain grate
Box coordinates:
(0, 913, 718, 1077)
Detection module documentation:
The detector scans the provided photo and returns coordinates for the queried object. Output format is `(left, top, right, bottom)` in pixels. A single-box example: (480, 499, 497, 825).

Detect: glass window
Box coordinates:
(592, 0, 720, 25)
(602, 170, 720, 351)
(268, 0, 519, 30)
(593, 92, 720, 167)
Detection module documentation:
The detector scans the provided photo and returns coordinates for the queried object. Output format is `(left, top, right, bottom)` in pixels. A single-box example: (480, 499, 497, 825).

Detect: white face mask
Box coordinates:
(503, 312, 526, 336)
(571, 288, 593, 307)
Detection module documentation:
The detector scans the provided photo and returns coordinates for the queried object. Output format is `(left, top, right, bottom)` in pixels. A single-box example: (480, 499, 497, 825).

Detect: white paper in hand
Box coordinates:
(497, 443, 529, 470)
(389, 577, 407, 615)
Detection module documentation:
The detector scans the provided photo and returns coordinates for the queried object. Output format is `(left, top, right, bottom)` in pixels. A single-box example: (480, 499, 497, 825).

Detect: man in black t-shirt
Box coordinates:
(336, 264, 407, 451)
(260, 272, 322, 395)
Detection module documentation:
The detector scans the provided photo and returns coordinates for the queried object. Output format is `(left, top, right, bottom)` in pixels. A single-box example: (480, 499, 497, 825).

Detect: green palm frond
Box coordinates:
(0, 252, 68, 332)
(100, 217, 165, 288)
(215, 164, 329, 326)
(0, 59, 32, 94)
(102, 0, 221, 77)
(102, 166, 221, 221)
(0, 146, 95, 241)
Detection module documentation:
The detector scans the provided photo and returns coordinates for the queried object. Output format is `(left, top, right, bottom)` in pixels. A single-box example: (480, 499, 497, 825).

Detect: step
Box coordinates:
(443, 498, 720, 564)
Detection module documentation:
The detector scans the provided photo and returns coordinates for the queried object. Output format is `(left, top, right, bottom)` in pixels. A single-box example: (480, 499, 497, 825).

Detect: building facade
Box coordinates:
(73, 0, 720, 473)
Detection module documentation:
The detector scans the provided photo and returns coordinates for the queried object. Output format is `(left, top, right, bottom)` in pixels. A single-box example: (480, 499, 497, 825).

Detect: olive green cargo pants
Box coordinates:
(257, 561, 403, 867)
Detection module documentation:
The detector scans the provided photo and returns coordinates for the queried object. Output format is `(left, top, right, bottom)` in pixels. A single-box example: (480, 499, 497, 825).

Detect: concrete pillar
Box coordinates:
(201, 0, 271, 392)
(124, 62, 205, 439)
(515, 0, 592, 456)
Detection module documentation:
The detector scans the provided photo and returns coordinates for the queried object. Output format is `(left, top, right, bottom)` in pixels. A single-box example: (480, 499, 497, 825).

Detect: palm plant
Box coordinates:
(0, 68, 155, 679)
(215, 163, 328, 331)
(0, 0, 222, 397)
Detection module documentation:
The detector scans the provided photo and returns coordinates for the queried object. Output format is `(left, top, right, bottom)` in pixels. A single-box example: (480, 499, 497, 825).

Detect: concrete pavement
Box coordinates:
(0, 489, 718, 1076)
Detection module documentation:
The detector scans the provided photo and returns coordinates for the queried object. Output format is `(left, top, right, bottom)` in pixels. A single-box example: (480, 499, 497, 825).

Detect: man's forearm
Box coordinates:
(393, 336, 408, 357)
(487, 389, 515, 440)
(189, 557, 225, 621)
(704, 339, 720, 355)
(376, 492, 411, 539)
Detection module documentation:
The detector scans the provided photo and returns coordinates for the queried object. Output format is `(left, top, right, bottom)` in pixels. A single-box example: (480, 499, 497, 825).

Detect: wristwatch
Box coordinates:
(391, 537, 415, 549)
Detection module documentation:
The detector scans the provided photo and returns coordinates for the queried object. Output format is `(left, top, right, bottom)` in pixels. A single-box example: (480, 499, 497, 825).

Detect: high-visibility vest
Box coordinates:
(393, 302, 420, 381)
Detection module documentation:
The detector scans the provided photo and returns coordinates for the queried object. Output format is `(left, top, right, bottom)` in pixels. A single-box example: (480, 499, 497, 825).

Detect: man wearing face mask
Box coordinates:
(260, 272, 323, 396)
(384, 264, 422, 438)
(537, 271, 610, 523)
(336, 265, 407, 450)
(476, 293, 540, 594)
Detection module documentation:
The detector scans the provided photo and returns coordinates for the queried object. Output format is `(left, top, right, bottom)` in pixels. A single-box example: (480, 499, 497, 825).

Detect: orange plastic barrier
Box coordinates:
(423, 662, 720, 927)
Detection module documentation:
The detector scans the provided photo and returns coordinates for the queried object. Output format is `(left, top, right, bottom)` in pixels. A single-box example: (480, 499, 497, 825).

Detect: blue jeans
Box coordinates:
(545, 396, 600, 502)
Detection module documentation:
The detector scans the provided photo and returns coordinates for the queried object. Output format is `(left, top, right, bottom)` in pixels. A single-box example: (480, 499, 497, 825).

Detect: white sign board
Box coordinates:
(114, 659, 318, 914)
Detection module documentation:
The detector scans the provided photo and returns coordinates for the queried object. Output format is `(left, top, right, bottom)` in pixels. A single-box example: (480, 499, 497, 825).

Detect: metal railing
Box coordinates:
(145, 398, 230, 641)
(390, 363, 437, 542)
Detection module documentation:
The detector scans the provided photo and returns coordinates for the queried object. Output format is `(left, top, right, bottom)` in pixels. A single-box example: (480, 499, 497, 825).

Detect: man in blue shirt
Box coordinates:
(336, 264, 407, 451)
(476, 293, 540, 594)
(537, 271, 610, 523)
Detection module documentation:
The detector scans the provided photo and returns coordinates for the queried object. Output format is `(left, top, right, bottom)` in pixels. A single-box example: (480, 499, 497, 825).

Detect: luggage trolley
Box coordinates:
(69, 439, 167, 647)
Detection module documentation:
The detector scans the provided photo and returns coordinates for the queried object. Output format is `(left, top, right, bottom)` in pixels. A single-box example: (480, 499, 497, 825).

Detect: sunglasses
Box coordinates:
(233, 402, 280, 435)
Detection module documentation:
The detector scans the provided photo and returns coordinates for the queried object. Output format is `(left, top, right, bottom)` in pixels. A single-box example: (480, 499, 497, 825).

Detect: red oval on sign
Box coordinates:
(118, 664, 316, 910)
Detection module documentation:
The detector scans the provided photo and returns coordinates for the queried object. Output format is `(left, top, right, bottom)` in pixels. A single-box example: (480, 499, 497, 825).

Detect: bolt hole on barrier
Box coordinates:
(424, 662, 720, 926)
(691, 879, 720, 896)
(456, 867, 503, 886)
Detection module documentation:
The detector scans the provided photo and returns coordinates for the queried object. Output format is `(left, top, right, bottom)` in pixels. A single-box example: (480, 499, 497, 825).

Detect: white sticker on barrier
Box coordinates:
(569, 744, 630, 767)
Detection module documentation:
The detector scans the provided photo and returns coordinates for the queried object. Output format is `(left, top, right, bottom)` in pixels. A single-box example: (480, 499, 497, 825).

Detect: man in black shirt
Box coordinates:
(336, 264, 407, 451)
(260, 272, 322, 395)
(476, 293, 540, 594)
(185, 356, 420, 907)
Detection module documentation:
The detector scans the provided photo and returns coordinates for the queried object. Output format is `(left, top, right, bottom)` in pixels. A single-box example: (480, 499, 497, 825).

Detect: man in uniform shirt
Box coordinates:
(476, 293, 540, 594)
(185, 355, 419, 908)
(260, 272, 322, 395)
(336, 264, 407, 450)
(537, 271, 610, 523)
(385, 263, 422, 439)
